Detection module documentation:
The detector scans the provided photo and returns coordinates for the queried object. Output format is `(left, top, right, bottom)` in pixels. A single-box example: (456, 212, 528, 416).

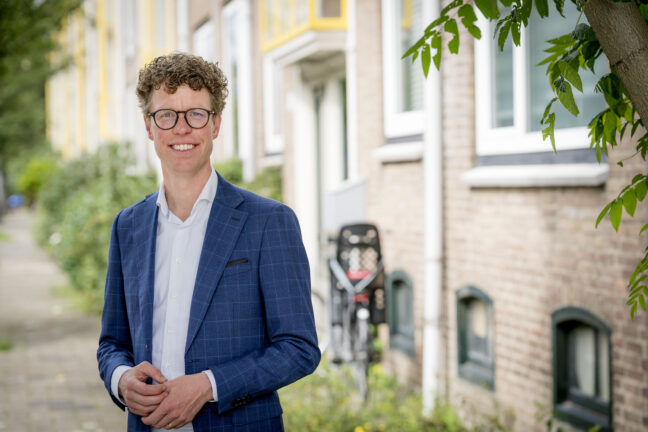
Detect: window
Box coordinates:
(222, 0, 254, 180)
(457, 286, 494, 390)
(381, 0, 428, 139)
(193, 19, 215, 62)
(552, 307, 611, 431)
(475, 4, 606, 157)
(386, 270, 415, 357)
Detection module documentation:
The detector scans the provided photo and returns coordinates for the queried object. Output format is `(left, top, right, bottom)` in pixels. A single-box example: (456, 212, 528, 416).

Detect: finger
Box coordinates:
(141, 403, 169, 426)
(129, 380, 167, 396)
(136, 362, 167, 383)
(126, 391, 166, 408)
(153, 412, 177, 430)
(126, 401, 158, 417)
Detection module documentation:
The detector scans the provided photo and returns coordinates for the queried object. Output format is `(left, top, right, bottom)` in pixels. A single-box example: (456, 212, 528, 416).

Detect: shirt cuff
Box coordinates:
(202, 370, 218, 402)
(111, 365, 132, 404)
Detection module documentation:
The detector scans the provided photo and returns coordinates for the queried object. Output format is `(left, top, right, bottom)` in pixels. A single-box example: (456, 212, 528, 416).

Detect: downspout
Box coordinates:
(421, 0, 444, 415)
(345, 0, 358, 181)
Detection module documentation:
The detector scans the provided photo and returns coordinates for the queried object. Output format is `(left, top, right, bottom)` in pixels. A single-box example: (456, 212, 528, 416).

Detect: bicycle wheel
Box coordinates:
(351, 308, 371, 400)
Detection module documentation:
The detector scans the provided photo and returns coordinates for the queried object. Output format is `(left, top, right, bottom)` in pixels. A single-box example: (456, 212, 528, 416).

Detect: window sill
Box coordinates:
(458, 361, 494, 391)
(461, 163, 608, 188)
(372, 142, 424, 164)
(555, 401, 610, 432)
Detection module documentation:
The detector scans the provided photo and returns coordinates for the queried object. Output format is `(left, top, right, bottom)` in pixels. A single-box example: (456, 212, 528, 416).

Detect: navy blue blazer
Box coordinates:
(97, 173, 321, 431)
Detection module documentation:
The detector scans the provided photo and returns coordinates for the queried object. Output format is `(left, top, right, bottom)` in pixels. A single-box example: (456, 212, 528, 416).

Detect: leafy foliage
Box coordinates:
(403, 0, 648, 318)
(213, 158, 283, 203)
(36, 143, 157, 314)
(17, 153, 61, 206)
(0, 0, 81, 186)
(280, 360, 513, 431)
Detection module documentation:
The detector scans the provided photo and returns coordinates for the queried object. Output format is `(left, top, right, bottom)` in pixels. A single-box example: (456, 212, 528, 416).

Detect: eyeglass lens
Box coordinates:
(153, 109, 210, 129)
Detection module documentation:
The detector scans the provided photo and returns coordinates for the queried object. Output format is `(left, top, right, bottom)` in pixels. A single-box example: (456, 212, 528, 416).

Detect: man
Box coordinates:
(97, 53, 320, 432)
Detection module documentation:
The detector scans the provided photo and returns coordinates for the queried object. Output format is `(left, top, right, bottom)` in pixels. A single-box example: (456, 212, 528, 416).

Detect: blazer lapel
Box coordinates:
(185, 174, 247, 354)
(132, 193, 159, 360)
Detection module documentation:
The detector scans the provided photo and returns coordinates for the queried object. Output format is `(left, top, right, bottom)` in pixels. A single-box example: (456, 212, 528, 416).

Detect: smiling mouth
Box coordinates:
(171, 144, 196, 151)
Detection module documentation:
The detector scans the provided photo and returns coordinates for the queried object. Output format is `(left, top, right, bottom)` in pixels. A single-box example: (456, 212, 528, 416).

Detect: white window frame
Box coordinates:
(381, 0, 429, 139)
(474, 15, 593, 156)
(222, 0, 254, 181)
(193, 19, 215, 62)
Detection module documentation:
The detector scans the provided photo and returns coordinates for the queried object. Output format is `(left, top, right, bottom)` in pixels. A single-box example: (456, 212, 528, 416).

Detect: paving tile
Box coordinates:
(0, 210, 124, 430)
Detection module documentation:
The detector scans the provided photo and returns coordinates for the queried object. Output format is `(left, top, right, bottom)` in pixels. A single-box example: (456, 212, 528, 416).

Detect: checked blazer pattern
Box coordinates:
(97, 173, 321, 431)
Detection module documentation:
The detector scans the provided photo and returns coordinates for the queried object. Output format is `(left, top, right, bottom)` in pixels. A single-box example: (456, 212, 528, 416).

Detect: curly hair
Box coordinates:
(136, 52, 229, 115)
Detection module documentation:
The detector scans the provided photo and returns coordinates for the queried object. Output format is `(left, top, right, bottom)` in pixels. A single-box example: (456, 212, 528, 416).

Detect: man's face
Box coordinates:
(145, 84, 221, 180)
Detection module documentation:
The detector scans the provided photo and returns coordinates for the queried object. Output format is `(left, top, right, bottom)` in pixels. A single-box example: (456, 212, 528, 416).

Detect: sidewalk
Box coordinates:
(0, 210, 125, 431)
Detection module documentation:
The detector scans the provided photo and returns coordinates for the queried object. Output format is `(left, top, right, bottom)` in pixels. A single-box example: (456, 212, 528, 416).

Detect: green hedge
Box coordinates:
(213, 158, 282, 202)
(280, 361, 470, 432)
(35, 143, 157, 314)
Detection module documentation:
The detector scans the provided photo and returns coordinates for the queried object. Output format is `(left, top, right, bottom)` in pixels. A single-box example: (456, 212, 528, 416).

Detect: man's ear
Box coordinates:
(212, 114, 222, 140)
(144, 115, 154, 140)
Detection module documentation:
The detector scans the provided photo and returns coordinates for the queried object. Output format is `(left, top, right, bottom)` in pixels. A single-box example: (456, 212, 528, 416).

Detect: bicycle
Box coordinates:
(328, 223, 386, 400)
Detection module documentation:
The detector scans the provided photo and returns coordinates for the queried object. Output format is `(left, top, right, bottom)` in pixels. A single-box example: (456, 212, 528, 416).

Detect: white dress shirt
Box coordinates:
(111, 169, 219, 431)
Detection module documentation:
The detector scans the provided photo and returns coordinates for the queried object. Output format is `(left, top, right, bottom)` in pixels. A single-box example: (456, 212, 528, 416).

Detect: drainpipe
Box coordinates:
(345, 0, 358, 181)
(421, 0, 444, 415)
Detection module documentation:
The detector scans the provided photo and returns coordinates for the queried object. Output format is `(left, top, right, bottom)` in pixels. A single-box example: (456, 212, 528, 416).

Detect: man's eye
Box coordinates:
(159, 112, 174, 118)
(190, 110, 206, 118)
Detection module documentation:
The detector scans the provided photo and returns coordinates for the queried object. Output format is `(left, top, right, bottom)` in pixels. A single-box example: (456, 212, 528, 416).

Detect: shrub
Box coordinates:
(37, 143, 157, 313)
(280, 361, 470, 432)
(213, 158, 283, 202)
(17, 154, 60, 206)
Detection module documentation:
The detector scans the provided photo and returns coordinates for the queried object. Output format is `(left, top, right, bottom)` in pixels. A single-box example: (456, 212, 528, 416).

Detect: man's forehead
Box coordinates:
(150, 84, 210, 106)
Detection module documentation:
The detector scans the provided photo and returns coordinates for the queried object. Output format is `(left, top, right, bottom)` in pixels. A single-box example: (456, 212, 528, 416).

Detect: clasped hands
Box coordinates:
(118, 361, 213, 430)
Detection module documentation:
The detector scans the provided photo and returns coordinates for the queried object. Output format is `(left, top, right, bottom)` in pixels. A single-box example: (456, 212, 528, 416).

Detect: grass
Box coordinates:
(0, 338, 13, 352)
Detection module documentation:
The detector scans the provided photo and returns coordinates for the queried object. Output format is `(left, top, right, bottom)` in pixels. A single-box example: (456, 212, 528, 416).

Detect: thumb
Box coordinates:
(138, 361, 168, 383)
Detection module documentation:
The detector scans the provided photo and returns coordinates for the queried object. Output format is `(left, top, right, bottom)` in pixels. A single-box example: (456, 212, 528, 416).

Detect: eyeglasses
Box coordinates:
(148, 108, 216, 130)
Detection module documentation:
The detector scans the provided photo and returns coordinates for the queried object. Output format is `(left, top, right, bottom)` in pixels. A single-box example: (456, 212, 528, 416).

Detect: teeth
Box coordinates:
(172, 144, 195, 151)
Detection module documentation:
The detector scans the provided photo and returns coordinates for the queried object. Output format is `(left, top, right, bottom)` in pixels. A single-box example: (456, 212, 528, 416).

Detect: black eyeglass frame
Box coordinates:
(147, 108, 217, 130)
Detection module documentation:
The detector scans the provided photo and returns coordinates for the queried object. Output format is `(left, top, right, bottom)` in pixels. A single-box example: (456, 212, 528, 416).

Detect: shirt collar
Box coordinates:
(156, 169, 218, 219)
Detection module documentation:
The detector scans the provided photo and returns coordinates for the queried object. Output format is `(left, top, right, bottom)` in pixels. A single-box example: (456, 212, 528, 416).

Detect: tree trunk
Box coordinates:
(583, 0, 648, 126)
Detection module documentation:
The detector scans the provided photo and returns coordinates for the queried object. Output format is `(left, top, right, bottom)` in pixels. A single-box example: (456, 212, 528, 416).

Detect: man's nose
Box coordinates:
(173, 112, 191, 132)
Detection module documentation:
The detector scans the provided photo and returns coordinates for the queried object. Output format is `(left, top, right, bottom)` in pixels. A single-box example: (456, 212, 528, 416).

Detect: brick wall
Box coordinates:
(442, 25, 648, 431)
(355, 0, 426, 386)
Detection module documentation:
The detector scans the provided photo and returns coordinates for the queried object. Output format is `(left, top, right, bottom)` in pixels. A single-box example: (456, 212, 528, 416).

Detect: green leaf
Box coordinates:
(430, 33, 442, 70)
(458, 5, 482, 39)
(632, 173, 644, 184)
(542, 113, 556, 152)
(498, 21, 511, 51)
(535, 0, 549, 17)
(571, 23, 597, 42)
(623, 188, 637, 217)
(558, 61, 583, 92)
(556, 81, 579, 116)
(511, 21, 521, 46)
(636, 180, 648, 201)
(610, 199, 622, 231)
(631, 302, 637, 319)
(553, 0, 565, 16)
(421, 44, 432, 77)
(595, 201, 613, 228)
(444, 19, 460, 54)
(520, 0, 532, 25)
(640, 294, 646, 311)
(475, 0, 499, 19)
(640, 223, 648, 235)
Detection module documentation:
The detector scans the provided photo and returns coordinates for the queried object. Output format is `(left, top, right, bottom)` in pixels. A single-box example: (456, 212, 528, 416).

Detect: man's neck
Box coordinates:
(162, 167, 212, 222)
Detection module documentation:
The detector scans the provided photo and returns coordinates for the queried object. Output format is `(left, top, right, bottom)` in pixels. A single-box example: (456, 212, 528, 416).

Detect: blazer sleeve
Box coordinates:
(208, 204, 321, 413)
(97, 210, 134, 410)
